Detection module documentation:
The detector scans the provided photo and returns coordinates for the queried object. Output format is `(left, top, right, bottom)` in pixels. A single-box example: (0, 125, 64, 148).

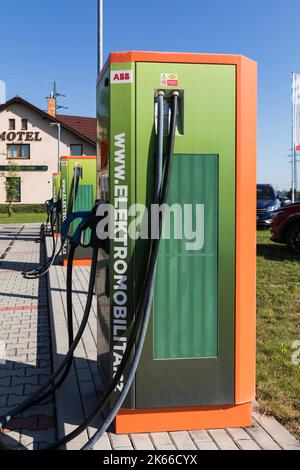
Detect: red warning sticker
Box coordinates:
(160, 73, 178, 87)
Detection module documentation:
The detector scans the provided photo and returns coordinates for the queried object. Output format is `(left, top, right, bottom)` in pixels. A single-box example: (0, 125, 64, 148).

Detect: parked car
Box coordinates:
(257, 184, 281, 227)
(282, 198, 292, 206)
(270, 202, 300, 254)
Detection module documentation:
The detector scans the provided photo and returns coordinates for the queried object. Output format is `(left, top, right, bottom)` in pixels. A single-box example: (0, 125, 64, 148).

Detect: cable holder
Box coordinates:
(60, 201, 107, 250)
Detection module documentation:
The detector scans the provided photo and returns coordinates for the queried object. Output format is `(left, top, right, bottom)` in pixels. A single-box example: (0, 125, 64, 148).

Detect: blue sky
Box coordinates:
(0, 0, 299, 189)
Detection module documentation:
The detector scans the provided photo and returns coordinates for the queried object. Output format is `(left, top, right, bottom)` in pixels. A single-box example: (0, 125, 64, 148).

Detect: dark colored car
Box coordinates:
(257, 184, 281, 227)
(271, 202, 300, 254)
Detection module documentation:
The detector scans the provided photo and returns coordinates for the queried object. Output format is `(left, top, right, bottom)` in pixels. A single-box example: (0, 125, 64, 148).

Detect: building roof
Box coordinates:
(0, 96, 96, 146)
(56, 115, 97, 144)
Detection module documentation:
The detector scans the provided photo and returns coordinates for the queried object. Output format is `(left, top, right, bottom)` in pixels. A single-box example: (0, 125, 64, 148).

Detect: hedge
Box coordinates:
(0, 204, 47, 214)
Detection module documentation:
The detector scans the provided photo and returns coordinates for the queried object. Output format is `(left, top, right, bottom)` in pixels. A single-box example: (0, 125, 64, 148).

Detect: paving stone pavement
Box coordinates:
(1, 224, 299, 451)
(0, 223, 57, 450)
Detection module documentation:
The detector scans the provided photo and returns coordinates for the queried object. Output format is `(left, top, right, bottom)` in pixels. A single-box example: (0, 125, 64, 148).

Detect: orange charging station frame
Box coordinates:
(99, 51, 257, 434)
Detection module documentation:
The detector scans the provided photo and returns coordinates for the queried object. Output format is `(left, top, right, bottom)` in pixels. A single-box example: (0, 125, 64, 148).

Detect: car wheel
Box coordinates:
(286, 223, 300, 255)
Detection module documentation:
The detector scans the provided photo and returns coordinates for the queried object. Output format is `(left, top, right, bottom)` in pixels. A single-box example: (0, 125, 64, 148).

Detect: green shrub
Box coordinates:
(0, 204, 46, 214)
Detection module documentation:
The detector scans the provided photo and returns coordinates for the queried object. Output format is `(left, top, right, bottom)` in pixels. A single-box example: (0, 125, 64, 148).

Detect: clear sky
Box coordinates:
(0, 0, 299, 189)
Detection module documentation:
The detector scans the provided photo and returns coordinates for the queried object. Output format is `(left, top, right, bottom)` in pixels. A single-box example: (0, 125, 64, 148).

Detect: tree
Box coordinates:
(1, 164, 20, 217)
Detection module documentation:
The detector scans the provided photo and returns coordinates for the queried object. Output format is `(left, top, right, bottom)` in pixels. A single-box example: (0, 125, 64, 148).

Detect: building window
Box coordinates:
(7, 144, 30, 159)
(6, 177, 21, 203)
(21, 119, 28, 130)
(70, 144, 83, 156)
(9, 119, 15, 130)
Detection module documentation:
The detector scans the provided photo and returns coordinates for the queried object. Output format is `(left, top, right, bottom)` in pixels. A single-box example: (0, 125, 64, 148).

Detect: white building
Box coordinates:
(0, 96, 96, 205)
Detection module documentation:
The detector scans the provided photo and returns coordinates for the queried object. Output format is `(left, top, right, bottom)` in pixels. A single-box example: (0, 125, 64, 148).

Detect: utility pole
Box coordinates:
(98, 0, 103, 76)
(46, 81, 68, 114)
(46, 82, 66, 173)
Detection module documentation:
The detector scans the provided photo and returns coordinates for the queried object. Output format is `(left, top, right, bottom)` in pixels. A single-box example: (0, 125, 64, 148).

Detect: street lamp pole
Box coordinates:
(50, 123, 61, 173)
(57, 123, 61, 172)
(98, 0, 103, 76)
(292, 72, 296, 203)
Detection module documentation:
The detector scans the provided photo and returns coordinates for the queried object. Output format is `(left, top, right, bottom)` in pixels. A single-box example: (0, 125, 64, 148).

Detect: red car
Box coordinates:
(270, 202, 300, 254)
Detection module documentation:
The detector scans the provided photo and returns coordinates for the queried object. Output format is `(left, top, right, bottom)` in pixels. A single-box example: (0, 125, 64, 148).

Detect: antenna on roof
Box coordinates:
(45, 81, 68, 114)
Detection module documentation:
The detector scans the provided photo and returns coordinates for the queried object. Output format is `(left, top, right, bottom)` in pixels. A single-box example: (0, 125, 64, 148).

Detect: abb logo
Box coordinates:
(110, 70, 133, 84)
(113, 72, 130, 81)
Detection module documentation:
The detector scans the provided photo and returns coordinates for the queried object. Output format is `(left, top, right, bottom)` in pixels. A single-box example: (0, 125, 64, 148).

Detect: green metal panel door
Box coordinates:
(73, 184, 93, 212)
(154, 154, 218, 360)
(135, 62, 236, 408)
(73, 184, 93, 243)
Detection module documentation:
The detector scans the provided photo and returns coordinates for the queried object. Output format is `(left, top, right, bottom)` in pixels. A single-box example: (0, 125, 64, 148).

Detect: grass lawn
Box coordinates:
(0, 213, 46, 224)
(257, 229, 300, 438)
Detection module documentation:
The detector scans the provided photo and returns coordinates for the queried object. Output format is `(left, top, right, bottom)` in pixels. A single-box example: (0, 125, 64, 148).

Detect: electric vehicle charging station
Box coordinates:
(52, 172, 61, 234)
(0, 51, 256, 451)
(96, 52, 257, 434)
(52, 172, 61, 204)
(60, 156, 97, 266)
